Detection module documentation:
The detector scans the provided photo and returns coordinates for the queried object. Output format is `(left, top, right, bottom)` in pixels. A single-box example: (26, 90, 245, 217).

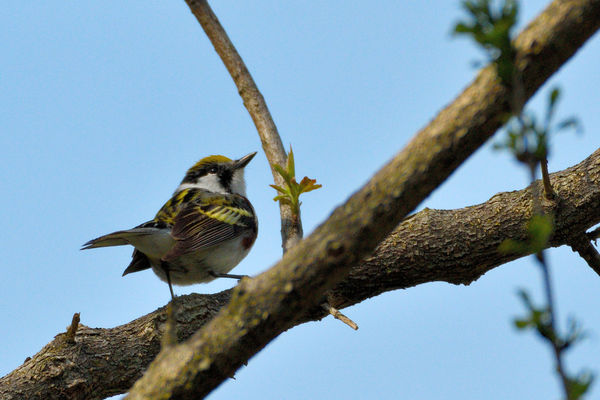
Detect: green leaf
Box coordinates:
(270, 145, 322, 216)
(273, 195, 292, 206)
(269, 184, 288, 194)
(567, 372, 594, 399)
(514, 319, 531, 329)
(287, 146, 296, 179)
(454, 0, 519, 86)
(453, 22, 472, 34)
(273, 164, 290, 183)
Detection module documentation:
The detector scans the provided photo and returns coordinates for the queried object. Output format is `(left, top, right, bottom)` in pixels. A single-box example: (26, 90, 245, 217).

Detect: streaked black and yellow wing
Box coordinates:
(162, 190, 256, 261)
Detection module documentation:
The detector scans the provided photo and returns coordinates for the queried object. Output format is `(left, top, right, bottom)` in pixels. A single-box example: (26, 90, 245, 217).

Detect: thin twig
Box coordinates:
(535, 252, 573, 399)
(321, 303, 358, 330)
(569, 233, 600, 277)
(540, 158, 556, 200)
(529, 141, 571, 400)
(185, 0, 302, 252)
(64, 313, 80, 344)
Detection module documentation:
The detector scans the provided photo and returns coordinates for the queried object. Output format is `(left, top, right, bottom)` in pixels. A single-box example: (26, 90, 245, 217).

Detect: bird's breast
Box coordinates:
(151, 235, 253, 286)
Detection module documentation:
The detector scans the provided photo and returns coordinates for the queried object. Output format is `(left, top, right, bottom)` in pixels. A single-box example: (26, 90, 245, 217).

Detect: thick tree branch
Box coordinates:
(3, 148, 600, 399)
(0, 292, 231, 400)
(185, 0, 303, 251)
(329, 148, 600, 308)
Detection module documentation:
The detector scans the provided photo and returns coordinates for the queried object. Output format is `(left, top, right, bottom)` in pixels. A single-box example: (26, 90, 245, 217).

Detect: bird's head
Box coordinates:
(176, 152, 257, 196)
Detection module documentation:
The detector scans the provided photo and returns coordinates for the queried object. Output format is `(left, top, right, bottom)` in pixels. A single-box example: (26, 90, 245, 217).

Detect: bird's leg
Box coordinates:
(162, 261, 176, 301)
(208, 270, 248, 280)
(167, 275, 175, 301)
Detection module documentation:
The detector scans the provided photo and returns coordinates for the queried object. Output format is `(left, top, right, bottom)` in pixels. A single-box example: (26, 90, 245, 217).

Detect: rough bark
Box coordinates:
(0, 292, 230, 400)
(329, 148, 600, 308)
(2, 148, 600, 400)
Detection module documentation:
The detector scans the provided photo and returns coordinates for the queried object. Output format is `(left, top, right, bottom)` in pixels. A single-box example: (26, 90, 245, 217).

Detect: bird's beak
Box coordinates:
(234, 152, 257, 169)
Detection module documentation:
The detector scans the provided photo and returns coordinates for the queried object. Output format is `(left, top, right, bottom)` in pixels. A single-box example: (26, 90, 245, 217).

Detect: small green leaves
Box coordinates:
(513, 289, 553, 335)
(566, 373, 595, 400)
(455, 2, 580, 169)
(544, 87, 582, 135)
(514, 289, 594, 399)
(494, 113, 548, 163)
(453, 0, 518, 85)
(494, 87, 581, 167)
(270, 146, 322, 216)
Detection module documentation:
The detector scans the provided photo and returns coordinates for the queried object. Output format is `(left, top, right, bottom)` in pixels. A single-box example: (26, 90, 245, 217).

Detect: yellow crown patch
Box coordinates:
(189, 155, 232, 171)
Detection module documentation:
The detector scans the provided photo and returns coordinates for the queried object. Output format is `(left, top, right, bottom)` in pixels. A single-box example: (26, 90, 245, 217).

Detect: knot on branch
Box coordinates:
(64, 313, 80, 344)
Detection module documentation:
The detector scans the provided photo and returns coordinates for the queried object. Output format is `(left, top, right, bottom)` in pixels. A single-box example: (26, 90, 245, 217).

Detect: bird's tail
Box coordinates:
(81, 228, 157, 250)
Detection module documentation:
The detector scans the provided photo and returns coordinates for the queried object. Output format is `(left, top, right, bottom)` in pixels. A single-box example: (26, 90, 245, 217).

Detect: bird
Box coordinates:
(82, 152, 258, 300)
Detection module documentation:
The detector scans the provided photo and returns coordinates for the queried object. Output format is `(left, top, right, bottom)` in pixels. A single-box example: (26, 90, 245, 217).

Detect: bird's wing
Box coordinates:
(162, 192, 254, 261)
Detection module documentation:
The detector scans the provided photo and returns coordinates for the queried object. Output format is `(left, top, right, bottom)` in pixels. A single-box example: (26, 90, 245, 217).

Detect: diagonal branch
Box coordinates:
(3, 148, 600, 400)
(124, 1, 600, 398)
(185, 0, 303, 251)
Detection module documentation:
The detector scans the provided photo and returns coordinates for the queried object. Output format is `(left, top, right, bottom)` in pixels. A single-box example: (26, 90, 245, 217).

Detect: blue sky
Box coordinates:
(2, 1, 599, 399)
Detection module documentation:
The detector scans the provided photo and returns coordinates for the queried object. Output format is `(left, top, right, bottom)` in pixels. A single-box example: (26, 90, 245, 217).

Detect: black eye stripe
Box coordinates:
(218, 168, 233, 189)
(186, 164, 218, 180)
(182, 162, 232, 185)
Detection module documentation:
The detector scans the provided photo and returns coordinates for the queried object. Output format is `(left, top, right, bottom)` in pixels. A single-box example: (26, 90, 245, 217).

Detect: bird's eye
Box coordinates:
(209, 166, 218, 174)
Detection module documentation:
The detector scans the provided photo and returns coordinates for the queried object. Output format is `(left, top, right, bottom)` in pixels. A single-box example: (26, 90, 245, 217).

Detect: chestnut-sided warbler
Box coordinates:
(82, 152, 258, 299)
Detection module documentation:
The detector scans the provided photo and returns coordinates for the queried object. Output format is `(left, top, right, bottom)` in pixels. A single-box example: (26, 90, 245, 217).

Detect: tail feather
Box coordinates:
(122, 250, 151, 275)
(81, 228, 158, 250)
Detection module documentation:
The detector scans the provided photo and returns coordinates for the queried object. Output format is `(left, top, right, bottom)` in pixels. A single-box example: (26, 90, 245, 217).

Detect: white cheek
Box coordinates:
(230, 170, 246, 196)
(176, 174, 224, 193)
